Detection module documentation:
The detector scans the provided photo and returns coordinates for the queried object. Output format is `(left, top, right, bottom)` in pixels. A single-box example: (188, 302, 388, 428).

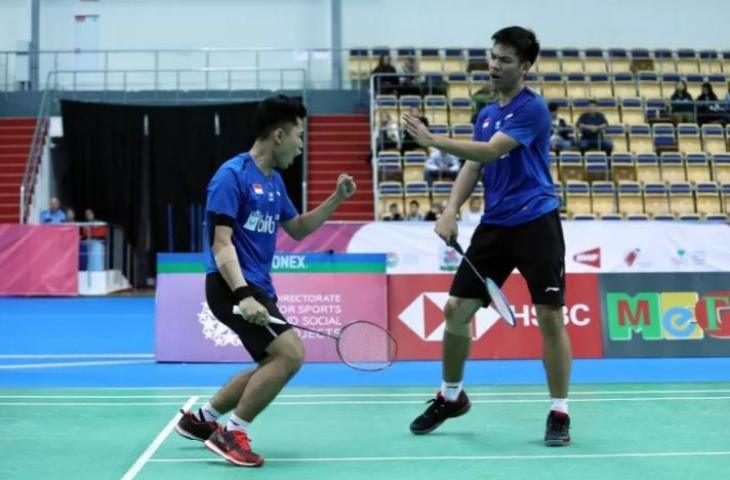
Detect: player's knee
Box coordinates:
(270, 335, 305, 376)
(444, 298, 471, 338)
(536, 304, 564, 338)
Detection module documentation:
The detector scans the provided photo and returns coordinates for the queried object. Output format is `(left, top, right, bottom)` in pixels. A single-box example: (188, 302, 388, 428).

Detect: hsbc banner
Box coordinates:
(347, 221, 730, 274)
(388, 273, 603, 359)
(601, 273, 730, 357)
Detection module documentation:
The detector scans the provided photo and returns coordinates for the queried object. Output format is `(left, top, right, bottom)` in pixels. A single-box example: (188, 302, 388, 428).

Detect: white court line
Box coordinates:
(0, 360, 153, 370)
(0, 353, 153, 359)
(149, 450, 730, 463)
(3, 396, 730, 407)
(4, 388, 730, 399)
(120, 395, 198, 480)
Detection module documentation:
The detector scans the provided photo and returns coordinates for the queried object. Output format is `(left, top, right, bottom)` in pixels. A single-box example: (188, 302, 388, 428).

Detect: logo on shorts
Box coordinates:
(198, 302, 241, 347)
(573, 247, 601, 269)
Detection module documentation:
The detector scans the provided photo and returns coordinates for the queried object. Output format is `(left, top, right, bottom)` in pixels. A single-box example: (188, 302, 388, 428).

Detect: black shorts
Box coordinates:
(450, 209, 566, 306)
(205, 272, 292, 362)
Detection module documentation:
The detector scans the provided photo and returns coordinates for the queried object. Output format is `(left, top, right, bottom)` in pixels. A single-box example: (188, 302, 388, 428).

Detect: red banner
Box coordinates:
(0, 225, 79, 296)
(388, 273, 603, 359)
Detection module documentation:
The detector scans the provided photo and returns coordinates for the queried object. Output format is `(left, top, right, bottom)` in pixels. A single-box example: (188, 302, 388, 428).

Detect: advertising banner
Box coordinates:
(155, 253, 387, 362)
(0, 225, 79, 296)
(388, 273, 603, 360)
(601, 273, 730, 357)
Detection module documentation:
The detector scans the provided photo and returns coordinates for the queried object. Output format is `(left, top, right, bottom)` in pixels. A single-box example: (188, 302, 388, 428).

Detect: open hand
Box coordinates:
(403, 114, 436, 148)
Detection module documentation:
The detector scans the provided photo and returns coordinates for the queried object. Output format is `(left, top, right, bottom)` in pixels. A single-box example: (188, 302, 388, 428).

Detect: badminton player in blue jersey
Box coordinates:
(175, 96, 356, 466)
(404, 27, 571, 446)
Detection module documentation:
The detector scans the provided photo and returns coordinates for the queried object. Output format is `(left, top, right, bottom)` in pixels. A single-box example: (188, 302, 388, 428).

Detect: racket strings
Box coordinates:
(336, 321, 397, 371)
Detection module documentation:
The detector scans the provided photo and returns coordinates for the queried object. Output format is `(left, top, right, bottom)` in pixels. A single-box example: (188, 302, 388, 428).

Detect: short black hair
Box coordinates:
(409, 199, 420, 207)
(588, 99, 597, 105)
(548, 102, 559, 112)
(253, 95, 307, 140)
(491, 26, 540, 65)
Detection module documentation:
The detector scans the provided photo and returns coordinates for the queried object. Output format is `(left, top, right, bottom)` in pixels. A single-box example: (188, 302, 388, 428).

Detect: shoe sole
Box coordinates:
(204, 439, 264, 467)
(175, 424, 207, 442)
(544, 437, 571, 447)
(410, 402, 472, 435)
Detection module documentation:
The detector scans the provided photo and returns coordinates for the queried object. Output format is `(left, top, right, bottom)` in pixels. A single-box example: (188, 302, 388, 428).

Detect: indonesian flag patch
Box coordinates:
(252, 183, 264, 195)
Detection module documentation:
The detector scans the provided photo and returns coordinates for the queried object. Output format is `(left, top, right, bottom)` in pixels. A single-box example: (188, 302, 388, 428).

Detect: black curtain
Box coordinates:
(60, 99, 303, 287)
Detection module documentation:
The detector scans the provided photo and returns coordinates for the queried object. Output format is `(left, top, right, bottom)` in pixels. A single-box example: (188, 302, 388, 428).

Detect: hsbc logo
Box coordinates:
(398, 292, 502, 341)
(573, 247, 601, 269)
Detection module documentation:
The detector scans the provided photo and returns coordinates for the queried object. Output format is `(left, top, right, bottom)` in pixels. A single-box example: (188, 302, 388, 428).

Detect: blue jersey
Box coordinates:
(474, 88, 559, 226)
(204, 152, 298, 297)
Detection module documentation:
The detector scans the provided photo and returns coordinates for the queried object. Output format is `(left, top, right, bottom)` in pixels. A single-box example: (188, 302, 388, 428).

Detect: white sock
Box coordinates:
(550, 398, 569, 414)
(226, 413, 251, 433)
(440, 381, 463, 402)
(196, 402, 221, 422)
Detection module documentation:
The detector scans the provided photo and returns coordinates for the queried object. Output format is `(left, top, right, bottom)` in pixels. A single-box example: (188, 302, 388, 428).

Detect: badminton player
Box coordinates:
(403, 26, 571, 446)
(174, 95, 356, 466)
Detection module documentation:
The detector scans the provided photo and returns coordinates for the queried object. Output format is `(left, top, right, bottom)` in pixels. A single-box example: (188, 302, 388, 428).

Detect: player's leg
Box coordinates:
(410, 224, 513, 435)
(513, 210, 572, 446)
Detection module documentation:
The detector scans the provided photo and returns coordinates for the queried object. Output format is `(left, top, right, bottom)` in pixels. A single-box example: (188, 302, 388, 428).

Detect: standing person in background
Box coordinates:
(39, 197, 66, 224)
(174, 96, 356, 467)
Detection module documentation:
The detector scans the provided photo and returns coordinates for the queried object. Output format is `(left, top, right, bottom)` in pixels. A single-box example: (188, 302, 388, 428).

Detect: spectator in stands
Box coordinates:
(65, 208, 76, 223)
(39, 197, 66, 224)
(384, 202, 403, 221)
(576, 99, 612, 155)
(84, 208, 96, 222)
(471, 81, 499, 122)
(374, 111, 400, 151)
(399, 56, 421, 95)
(460, 197, 483, 224)
(372, 54, 398, 94)
(405, 200, 424, 221)
(425, 147, 461, 182)
(670, 80, 694, 124)
(549, 102, 574, 153)
(725, 82, 730, 104)
(401, 105, 429, 153)
(696, 82, 723, 124)
(424, 201, 445, 221)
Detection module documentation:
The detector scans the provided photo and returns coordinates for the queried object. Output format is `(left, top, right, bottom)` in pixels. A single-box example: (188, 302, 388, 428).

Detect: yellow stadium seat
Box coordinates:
(444, 49, 465, 73)
(584, 49, 607, 73)
(591, 181, 616, 214)
(695, 183, 721, 215)
(636, 153, 661, 183)
(699, 50, 723, 74)
(676, 49, 699, 74)
(702, 125, 727, 155)
(431, 181, 453, 207)
(403, 151, 427, 182)
(618, 181, 643, 215)
(559, 151, 584, 181)
(644, 182, 670, 215)
(629, 125, 654, 155)
(685, 153, 712, 183)
(449, 98, 472, 125)
(613, 72, 637, 99)
(606, 126, 629, 154)
(587, 74, 613, 98)
(654, 49, 676, 73)
(561, 49, 584, 73)
(677, 123, 702, 153)
(423, 96, 449, 125)
(621, 98, 645, 125)
(660, 153, 686, 183)
(536, 49, 561, 72)
(378, 181, 404, 219)
(541, 73, 566, 99)
(714, 154, 730, 184)
(446, 73, 470, 98)
(611, 153, 636, 181)
(637, 72, 662, 98)
(565, 74, 587, 99)
(608, 49, 631, 73)
(419, 48, 443, 73)
(404, 181, 432, 215)
(669, 182, 695, 215)
(565, 181, 591, 215)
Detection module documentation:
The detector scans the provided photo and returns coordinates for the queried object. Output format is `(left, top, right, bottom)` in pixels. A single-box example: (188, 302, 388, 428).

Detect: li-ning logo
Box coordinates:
(243, 210, 277, 234)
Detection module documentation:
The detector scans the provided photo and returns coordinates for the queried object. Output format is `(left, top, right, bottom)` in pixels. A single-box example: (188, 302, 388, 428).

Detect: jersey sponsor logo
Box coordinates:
(482, 119, 490, 129)
(252, 183, 264, 195)
(243, 209, 277, 234)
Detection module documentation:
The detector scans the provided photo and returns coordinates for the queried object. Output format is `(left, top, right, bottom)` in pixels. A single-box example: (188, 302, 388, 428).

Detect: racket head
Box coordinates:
(335, 320, 398, 372)
(485, 277, 517, 327)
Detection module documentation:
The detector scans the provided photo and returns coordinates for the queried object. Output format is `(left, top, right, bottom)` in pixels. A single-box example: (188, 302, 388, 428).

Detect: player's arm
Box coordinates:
(211, 218, 269, 325)
(403, 114, 519, 164)
(281, 174, 356, 240)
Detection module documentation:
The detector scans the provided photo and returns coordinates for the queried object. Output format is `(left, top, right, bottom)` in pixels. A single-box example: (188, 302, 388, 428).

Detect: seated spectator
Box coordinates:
(460, 197, 483, 224)
(549, 102, 574, 153)
(404, 200, 424, 221)
(401, 105, 429, 152)
(670, 80, 694, 124)
(373, 111, 400, 151)
(424, 201, 445, 221)
(372, 54, 398, 94)
(697, 82, 724, 125)
(65, 208, 76, 223)
(576, 99, 613, 155)
(471, 81, 499, 122)
(383, 202, 403, 221)
(424, 147, 460, 182)
(84, 208, 96, 222)
(399, 56, 421, 95)
(39, 197, 66, 224)
(725, 82, 730, 104)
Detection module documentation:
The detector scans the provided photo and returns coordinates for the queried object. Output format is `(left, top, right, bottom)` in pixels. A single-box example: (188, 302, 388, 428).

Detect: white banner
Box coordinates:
(346, 221, 730, 274)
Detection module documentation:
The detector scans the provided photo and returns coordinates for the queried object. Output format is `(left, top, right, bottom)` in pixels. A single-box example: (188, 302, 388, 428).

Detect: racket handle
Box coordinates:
(448, 237, 465, 255)
(232, 305, 286, 325)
